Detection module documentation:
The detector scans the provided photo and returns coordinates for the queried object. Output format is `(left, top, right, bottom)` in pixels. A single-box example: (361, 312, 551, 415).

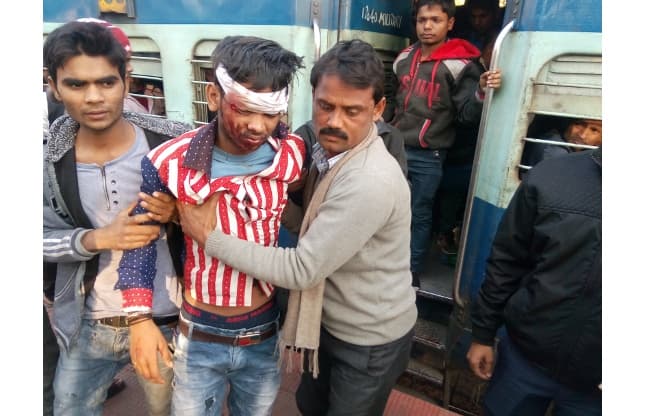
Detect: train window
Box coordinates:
(375, 49, 399, 110)
(128, 37, 166, 118)
(191, 40, 219, 127)
(529, 54, 601, 120)
(518, 114, 601, 178)
(518, 54, 602, 177)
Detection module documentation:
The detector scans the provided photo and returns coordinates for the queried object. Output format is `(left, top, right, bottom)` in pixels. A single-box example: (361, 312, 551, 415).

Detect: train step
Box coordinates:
(405, 355, 445, 386)
(413, 316, 448, 351)
(417, 245, 456, 304)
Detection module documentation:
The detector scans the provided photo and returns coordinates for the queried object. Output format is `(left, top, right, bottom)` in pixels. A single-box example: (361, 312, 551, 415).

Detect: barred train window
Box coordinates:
(191, 40, 219, 127)
(518, 54, 602, 177)
(128, 37, 166, 118)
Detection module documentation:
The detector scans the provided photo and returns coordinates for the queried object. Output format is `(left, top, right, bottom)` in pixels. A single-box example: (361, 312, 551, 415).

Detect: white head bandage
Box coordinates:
(215, 64, 289, 115)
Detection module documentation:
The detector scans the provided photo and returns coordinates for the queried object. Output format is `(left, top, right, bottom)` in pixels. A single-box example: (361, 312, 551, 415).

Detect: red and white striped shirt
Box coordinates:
(117, 119, 305, 310)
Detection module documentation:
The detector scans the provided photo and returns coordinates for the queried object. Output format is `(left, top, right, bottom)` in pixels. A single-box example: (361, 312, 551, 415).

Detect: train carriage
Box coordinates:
(43, 0, 602, 413)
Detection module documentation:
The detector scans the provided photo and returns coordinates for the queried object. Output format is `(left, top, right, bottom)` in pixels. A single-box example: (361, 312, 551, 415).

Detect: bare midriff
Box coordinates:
(183, 283, 273, 316)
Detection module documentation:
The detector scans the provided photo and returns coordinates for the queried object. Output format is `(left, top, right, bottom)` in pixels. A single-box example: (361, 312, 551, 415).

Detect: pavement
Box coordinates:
(103, 363, 461, 416)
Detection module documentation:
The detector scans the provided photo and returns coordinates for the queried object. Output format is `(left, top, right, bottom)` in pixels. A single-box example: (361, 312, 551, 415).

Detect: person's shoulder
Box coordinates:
(145, 127, 197, 165)
(525, 149, 599, 188)
(125, 112, 193, 139)
(393, 43, 418, 72)
(293, 121, 316, 143)
(351, 139, 405, 183)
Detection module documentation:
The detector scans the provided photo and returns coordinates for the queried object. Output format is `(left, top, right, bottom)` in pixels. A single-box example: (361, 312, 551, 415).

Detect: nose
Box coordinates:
(327, 109, 343, 129)
(85, 84, 103, 103)
(246, 113, 266, 134)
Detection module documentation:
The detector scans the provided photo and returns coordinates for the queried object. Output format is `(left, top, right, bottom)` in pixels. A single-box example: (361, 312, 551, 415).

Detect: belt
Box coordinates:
(96, 315, 179, 328)
(178, 319, 276, 347)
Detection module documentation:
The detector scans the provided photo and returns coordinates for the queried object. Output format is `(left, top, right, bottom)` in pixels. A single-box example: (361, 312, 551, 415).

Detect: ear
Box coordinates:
(206, 83, 221, 112)
(47, 76, 62, 101)
(448, 16, 455, 31)
(372, 97, 386, 122)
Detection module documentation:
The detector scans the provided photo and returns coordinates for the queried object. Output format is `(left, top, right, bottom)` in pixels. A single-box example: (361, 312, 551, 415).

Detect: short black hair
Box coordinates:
(43, 21, 127, 84)
(414, 0, 457, 19)
(310, 39, 385, 104)
(211, 36, 304, 92)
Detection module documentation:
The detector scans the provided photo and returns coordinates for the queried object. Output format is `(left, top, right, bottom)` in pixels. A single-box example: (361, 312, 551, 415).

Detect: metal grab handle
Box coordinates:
(453, 19, 515, 309)
(311, 0, 321, 59)
(313, 16, 321, 60)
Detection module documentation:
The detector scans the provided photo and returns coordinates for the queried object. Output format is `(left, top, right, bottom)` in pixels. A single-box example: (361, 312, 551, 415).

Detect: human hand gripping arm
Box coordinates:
(192, 171, 395, 290)
(139, 191, 178, 224)
(176, 193, 220, 247)
(80, 201, 161, 251)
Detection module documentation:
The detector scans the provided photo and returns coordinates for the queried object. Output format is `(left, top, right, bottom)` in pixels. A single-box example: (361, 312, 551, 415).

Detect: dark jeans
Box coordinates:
(406, 147, 446, 273)
(484, 334, 601, 416)
(296, 326, 413, 416)
(44, 305, 59, 416)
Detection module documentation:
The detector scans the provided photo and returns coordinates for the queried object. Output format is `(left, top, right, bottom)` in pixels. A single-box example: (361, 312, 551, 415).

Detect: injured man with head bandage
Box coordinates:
(116, 36, 305, 415)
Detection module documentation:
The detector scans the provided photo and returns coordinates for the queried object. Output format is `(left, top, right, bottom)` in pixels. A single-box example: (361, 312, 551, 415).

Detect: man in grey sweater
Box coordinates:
(177, 39, 417, 416)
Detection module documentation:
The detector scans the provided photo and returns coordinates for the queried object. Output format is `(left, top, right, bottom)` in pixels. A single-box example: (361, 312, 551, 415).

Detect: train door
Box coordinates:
(435, 0, 602, 413)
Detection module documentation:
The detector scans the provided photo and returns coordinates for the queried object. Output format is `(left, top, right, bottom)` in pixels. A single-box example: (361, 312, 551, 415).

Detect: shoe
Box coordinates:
(106, 377, 126, 399)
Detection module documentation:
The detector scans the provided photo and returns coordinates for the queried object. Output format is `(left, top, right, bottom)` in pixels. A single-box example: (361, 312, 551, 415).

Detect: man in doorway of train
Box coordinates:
(467, 147, 601, 415)
(522, 117, 602, 168)
(116, 36, 305, 415)
(463, 0, 502, 68)
(43, 20, 191, 415)
(175, 39, 418, 416)
(384, 0, 502, 287)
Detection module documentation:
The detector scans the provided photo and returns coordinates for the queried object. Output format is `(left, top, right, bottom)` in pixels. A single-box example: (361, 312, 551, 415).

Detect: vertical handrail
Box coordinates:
(313, 17, 321, 60)
(312, 0, 321, 60)
(452, 19, 515, 309)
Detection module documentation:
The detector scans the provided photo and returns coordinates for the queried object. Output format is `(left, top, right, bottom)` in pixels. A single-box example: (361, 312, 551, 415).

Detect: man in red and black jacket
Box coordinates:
(385, 0, 501, 283)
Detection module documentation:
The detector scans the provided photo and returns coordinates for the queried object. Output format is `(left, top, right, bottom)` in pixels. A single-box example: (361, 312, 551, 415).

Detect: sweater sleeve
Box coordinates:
(116, 156, 171, 312)
(470, 179, 538, 345)
(452, 61, 485, 126)
(204, 167, 395, 290)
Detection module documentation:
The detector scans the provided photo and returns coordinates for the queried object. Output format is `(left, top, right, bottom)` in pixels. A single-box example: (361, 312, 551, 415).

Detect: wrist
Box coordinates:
(127, 312, 153, 326)
(476, 86, 486, 100)
(81, 229, 100, 251)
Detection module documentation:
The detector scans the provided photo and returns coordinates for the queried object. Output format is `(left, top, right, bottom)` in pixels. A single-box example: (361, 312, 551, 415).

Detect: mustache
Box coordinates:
(319, 127, 348, 141)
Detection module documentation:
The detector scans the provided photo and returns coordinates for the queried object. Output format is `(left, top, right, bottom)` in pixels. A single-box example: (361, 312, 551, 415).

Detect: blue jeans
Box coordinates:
(44, 305, 58, 416)
(406, 147, 446, 273)
(171, 317, 281, 416)
(53, 318, 175, 416)
(483, 334, 601, 416)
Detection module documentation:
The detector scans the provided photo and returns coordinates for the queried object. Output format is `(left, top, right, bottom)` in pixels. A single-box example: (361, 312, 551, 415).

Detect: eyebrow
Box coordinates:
(317, 98, 365, 111)
(61, 75, 120, 86)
